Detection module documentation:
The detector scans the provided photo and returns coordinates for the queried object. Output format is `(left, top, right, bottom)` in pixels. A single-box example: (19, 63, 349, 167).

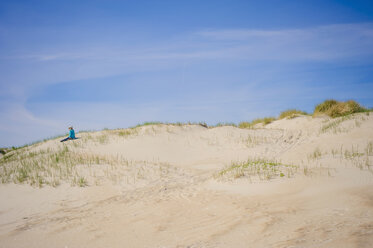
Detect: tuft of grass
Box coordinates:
(73, 176, 87, 187)
(320, 115, 352, 133)
(117, 129, 138, 137)
(213, 122, 237, 128)
(238, 117, 276, 129)
(314, 99, 338, 114)
(238, 122, 254, 129)
(131, 121, 209, 129)
(0, 144, 123, 187)
(253, 117, 276, 125)
(279, 109, 308, 119)
(96, 134, 109, 144)
(216, 158, 298, 181)
(134, 122, 163, 128)
(343, 145, 364, 159)
(308, 147, 322, 160)
(366, 142, 373, 156)
(314, 99, 368, 118)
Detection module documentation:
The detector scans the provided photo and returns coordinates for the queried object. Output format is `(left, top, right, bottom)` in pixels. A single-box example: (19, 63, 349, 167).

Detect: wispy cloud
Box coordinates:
(196, 23, 373, 60)
(11, 23, 373, 64)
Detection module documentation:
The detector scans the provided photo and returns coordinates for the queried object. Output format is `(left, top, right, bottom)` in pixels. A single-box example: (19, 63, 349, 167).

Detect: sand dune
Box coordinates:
(1, 113, 373, 247)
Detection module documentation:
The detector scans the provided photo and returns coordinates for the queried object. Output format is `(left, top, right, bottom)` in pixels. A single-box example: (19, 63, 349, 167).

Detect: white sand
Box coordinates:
(1, 113, 373, 247)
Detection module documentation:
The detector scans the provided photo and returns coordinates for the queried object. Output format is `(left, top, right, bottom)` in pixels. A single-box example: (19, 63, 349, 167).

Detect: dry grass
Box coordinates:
(213, 122, 237, 128)
(216, 158, 298, 181)
(320, 115, 352, 133)
(279, 109, 307, 119)
(238, 122, 254, 129)
(0, 140, 178, 188)
(0, 144, 125, 187)
(308, 147, 323, 161)
(132, 121, 209, 129)
(313, 99, 367, 118)
(116, 128, 139, 137)
(239, 117, 276, 129)
(3, 146, 80, 186)
(320, 114, 369, 134)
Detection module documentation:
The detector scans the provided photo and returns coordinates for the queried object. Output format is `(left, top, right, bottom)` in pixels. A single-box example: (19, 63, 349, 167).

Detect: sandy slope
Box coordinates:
(1, 113, 373, 247)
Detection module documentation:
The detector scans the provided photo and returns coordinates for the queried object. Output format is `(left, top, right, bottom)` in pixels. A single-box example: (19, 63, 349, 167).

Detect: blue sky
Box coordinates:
(1, 0, 373, 147)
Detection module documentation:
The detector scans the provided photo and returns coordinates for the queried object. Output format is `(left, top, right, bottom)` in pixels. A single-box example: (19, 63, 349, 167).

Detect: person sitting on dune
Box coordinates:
(60, 126, 76, 142)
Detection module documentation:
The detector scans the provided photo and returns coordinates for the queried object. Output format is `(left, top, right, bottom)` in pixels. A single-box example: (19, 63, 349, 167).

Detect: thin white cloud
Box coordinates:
(8, 23, 373, 64)
(195, 23, 373, 60)
(197, 23, 373, 40)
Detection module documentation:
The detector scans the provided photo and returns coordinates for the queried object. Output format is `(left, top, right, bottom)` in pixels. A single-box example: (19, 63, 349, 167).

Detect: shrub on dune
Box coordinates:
(313, 99, 367, 118)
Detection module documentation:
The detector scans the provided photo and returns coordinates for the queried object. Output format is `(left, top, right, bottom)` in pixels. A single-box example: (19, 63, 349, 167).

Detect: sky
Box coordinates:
(1, 0, 373, 147)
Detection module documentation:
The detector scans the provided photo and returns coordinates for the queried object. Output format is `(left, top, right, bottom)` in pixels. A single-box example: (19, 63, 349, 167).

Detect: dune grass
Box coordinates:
(132, 121, 209, 129)
(117, 129, 139, 137)
(320, 115, 353, 133)
(313, 99, 368, 118)
(216, 158, 298, 181)
(213, 122, 237, 128)
(0, 140, 177, 187)
(0, 144, 126, 187)
(238, 117, 276, 129)
(308, 147, 323, 161)
(279, 109, 308, 119)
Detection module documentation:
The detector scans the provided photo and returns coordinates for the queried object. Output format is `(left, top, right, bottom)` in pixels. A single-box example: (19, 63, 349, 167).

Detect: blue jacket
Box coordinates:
(69, 129, 76, 139)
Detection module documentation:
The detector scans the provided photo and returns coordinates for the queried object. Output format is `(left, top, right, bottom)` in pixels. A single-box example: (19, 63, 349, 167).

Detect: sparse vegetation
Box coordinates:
(0, 141, 177, 187)
(213, 122, 237, 127)
(73, 176, 88, 187)
(0, 145, 114, 187)
(279, 109, 308, 119)
(238, 122, 253, 129)
(238, 117, 276, 129)
(253, 117, 276, 125)
(320, 115, 352, 133)
(216, 158, 298, 181)
(117, 129, 138, 137)
(366, 142, 373, 156)
(97, 134, 109, 144)
(308, 147, 323, 160)
(313, 99, 368, 118)
(131, 121, 210, 129)
(134, 121, 163, 128)
(319, 113, 369, 134)
(241, 135, 269, 147)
